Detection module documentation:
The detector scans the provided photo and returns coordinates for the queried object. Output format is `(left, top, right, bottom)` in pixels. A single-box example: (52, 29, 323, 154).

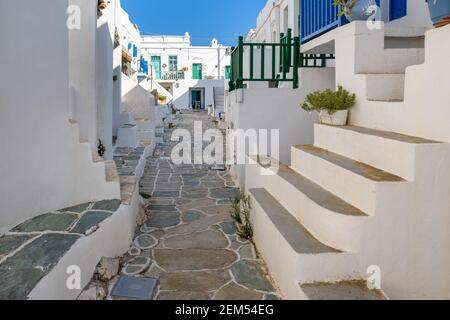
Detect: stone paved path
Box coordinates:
(85, 110, 280, 300)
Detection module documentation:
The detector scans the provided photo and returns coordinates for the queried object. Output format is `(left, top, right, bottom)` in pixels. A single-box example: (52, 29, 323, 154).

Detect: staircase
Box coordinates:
(244, 24, 450, 300)
(68, 119, 120, 200)
(214, 86, 225, 107)
(246, 122, 447, 299)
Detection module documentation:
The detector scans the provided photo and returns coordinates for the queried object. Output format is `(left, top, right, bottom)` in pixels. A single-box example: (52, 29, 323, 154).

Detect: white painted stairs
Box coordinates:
(69, 119, 120, 200)
(245, 123, 445, 300)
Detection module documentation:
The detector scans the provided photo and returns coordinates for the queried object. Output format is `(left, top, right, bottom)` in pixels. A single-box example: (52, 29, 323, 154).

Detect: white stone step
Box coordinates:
(365, 73, 405, 101)
(104, 160, 120, 184)
(314, 124, 441, 181)
(291, 145, 407, 215)
(247, 156, 367, 252)
(249, 188, 365, 299)
(300, 280, 386, 300)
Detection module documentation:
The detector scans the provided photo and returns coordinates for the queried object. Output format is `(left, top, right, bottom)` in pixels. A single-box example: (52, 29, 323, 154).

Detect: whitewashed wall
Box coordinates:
(141, 36, 230, 80)
(227, 68, 335, 187)
(0, 0, 118, 235)
(249, 0, 299, 43)
(96, 4, 115, 160)
(69, 0, 98, 149)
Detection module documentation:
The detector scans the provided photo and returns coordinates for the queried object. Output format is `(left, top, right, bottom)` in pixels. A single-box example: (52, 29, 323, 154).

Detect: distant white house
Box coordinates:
(139, 34, 231, 114)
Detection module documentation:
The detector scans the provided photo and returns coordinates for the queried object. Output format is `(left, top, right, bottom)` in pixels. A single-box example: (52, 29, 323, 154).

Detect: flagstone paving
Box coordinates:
(0, 199, 124, 300)
(83, 111, 280, 300)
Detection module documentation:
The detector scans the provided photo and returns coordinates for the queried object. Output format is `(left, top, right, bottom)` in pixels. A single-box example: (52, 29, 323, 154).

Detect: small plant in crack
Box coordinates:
(230, 196, 242, 224)
(230, 192, 253, 240)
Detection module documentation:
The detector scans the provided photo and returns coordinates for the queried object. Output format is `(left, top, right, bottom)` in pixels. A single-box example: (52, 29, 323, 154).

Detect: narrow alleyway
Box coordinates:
(84, 111, 280, 300)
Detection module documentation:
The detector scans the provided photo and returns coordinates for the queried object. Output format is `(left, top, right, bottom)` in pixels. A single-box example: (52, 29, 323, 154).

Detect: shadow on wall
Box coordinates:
(121, 85, 156, 122)
(96, 21, 113, 160)
(173, 90, 190, 109)
(112, 65, 122, 137)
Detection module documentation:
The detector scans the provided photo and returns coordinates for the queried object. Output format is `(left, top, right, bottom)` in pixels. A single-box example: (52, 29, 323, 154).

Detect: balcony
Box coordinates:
(300, 0, 348, 44)
(160, 71, 185, 81)
(299, 0, 411, 44)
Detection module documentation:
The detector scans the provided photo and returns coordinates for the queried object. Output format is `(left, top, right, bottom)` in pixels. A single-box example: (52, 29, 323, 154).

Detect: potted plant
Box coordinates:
(426, 0, 450, 27)
(302, 85, 356, 126)
(333, 0, 378, 22)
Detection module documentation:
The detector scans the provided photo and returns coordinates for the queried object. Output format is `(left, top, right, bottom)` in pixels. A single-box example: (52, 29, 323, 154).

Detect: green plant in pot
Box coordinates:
(426, 0, 450, 27)
(302, 85, 356, 126)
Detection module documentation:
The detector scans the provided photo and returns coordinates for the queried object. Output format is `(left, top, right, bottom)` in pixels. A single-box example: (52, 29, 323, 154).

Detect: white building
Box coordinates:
(0, 0, 162, 299)
(227, 0, 450, 300)
(140, 34, 231, 114)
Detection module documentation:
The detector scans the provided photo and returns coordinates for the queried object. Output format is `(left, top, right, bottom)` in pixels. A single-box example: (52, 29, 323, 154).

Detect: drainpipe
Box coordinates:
(217, 46, 221, 79)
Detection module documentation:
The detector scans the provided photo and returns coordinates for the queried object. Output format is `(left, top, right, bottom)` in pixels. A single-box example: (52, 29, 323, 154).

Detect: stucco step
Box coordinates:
(365, 73, 405, 101)
(248, 188, 364, 299)
(247, 156, 367, 252)
(300, 280, 387, 300)
(291, 145, 407, 215)
(92, 151, 104, 163)
(293, 145, 404, 182)
(262, 158, 365, 217)
(104, 160, 120, 183)
(249, 188, 339, 255)
(314, 124, 441, 180)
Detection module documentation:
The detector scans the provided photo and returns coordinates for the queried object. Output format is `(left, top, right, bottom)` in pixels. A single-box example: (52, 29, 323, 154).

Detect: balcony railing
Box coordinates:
(300, 0, 386, 43)
(300, 0, 347, 43)
(160, 71, 185, 81)
(228, 29, 335, 92)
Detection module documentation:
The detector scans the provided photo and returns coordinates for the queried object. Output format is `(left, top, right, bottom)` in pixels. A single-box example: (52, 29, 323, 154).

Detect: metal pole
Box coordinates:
(217, 46, 221, 79)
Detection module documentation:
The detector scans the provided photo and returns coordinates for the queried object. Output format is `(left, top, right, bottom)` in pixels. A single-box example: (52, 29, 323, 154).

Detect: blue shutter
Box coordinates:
(390, 0, 407, 21)
(133, 45, 138, 58)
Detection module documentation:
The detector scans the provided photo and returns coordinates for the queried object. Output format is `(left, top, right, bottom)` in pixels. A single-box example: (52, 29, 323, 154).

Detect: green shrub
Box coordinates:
(301, 85, 356, 114)
(332, 0, 355, 17)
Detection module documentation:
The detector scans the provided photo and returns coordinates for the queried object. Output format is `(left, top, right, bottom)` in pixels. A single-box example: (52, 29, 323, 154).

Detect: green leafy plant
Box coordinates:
(230, 196, 242, 224)
(302, 85, 356, 114)
(333, 0, 357, 17)
(170, 104, 177, 115)
(230, 192, 253, 240)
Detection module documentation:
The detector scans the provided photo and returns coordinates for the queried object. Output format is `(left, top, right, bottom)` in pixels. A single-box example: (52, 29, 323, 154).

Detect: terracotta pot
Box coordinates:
(427, 0, 450, 27)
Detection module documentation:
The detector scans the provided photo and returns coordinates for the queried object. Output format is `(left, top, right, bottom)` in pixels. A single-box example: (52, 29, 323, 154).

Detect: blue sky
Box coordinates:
(121, 0, 267, 46)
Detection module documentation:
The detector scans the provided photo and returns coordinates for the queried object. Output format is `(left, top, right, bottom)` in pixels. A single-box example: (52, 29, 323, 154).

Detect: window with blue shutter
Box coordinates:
(390, 0, 407, 21)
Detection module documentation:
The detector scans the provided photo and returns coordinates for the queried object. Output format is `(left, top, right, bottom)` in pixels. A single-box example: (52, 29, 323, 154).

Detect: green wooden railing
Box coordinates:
(229, 29, 335, 92)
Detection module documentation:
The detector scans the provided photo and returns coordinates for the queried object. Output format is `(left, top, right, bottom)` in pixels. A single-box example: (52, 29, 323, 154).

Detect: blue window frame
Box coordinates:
(390, 0, 407, 21)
